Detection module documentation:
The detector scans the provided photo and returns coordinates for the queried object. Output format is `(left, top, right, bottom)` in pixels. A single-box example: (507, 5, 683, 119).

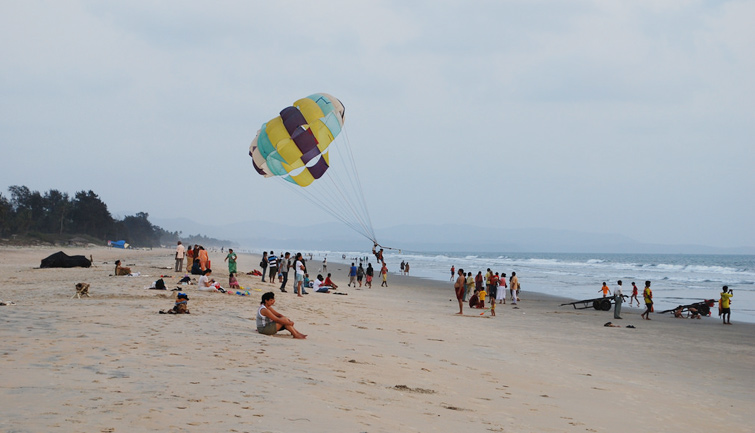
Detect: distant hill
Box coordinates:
(150, 218, 755, 255)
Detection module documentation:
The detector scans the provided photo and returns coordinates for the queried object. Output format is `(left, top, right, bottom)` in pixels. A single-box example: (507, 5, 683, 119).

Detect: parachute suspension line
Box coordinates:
(321, 129, 376, 241)
(276, 129, 378, 245)
(340, 127, 376, 240)
(281, 180, 377, 244)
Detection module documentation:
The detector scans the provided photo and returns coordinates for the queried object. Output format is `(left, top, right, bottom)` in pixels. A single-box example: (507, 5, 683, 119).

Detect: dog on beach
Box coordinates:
(72, 282, 90, 299)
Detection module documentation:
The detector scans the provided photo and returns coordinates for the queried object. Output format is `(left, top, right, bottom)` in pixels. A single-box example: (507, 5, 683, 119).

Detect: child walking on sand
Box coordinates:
(630, 282, 640, 307)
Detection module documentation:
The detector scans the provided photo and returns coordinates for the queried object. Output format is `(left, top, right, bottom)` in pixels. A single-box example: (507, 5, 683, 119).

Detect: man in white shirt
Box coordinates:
(312, 274, 331, 293)
(175, 241, 185, 272)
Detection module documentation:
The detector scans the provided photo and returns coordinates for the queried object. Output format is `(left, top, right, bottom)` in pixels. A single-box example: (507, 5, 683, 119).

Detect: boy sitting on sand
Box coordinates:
(160, 293, 190, 314)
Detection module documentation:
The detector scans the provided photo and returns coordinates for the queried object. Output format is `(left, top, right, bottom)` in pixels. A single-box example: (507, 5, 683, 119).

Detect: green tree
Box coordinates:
(42, 189, 71, 234)
(120, 212, 158, 247)
(70, 190, 114, 240)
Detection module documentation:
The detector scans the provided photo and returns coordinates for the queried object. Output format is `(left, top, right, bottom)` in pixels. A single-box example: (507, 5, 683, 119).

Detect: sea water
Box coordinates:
(311, 250, 755, 324)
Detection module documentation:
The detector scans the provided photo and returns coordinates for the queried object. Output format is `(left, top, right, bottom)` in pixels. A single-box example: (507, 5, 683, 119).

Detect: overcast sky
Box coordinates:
(2, 1, 753, 249)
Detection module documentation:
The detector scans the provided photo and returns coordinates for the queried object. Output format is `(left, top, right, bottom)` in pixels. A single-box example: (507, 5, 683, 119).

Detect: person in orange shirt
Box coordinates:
(599, 282, 612, 298)
(198, 246, 209, 271)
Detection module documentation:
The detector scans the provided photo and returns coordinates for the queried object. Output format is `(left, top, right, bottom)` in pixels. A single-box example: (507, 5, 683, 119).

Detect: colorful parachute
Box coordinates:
(249, 93, 345, 187)
(248, 93, 377, 244)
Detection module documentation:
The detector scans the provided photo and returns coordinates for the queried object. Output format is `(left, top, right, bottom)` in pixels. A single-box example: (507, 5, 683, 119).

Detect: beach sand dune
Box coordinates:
(1, 246, 753, 432)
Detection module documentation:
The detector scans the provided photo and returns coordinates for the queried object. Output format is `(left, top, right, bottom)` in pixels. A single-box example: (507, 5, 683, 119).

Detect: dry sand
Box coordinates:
(1, 246, 753, 433)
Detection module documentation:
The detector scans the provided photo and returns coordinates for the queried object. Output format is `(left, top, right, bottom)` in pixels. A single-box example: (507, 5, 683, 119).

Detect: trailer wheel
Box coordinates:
(593, 301, 602, 310)
(601, 300, 612, 311)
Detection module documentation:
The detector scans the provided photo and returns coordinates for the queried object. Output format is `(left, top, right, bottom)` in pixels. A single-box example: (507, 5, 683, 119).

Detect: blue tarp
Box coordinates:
(108, 240, 127, 249)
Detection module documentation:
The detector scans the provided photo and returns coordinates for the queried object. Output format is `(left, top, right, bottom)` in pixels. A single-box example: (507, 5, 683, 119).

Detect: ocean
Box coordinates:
(291, 249, 755, 324)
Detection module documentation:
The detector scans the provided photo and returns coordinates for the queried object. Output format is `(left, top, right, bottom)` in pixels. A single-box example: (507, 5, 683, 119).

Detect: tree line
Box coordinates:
(0, 185, 226, 248)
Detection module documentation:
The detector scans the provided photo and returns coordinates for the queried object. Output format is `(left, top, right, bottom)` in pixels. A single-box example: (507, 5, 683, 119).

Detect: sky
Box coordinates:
(2, 0, 753, 249)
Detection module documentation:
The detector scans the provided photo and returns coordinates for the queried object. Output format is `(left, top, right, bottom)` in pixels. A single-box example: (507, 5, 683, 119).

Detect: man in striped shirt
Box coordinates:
(267, 251, 278, 284)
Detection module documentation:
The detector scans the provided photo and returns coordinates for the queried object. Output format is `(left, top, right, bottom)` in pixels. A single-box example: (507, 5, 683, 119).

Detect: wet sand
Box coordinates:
(1, 246, 753, 432)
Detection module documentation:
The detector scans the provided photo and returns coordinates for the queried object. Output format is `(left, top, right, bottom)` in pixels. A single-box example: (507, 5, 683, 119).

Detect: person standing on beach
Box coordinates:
(613, 280, 624, 319)
(175, 241, 185, 272)
(260, 251, 268, 282)
(490, 272, 499, 301)
(366, 263, 374, 288)
(641, 281, 653, 320)
(599, 282, 612, 298)
(475, 271, 483, 293)
(454, 268, 465, 314)
(348, 263, 357, 287)
(224, 248, 237, 276)
(380, 263, 388, 287)
(198, 246, 209, 271)
(465, 272, 474, 302)
(267, 251, 278, 284)
(450, 266, 455, 281)
(510, 272, 519, 305)
(357, 263, 365, 287)
(486, 271, 493, 298)
(720, 286, 733, 325)
(279, 252, 291, 292)
(497, 273, 507, 304)
(404, 262, 409, 275)
(185, 244, 194, 273)
(294, 253, 305, 296)
(630, 282, 640, 307)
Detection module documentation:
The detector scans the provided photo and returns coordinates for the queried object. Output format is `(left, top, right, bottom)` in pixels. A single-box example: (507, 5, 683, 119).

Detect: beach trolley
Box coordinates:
(560, 296, 614, 311)
(658, 299, 716, 318)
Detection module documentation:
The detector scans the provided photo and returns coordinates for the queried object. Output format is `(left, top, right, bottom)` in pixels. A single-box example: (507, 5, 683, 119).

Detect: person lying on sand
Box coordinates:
(256, 292, 306, 339)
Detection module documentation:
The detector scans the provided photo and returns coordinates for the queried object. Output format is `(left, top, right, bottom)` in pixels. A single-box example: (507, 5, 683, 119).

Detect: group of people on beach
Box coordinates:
(452, 266, 521, 315)
(600, 280, 734, 324)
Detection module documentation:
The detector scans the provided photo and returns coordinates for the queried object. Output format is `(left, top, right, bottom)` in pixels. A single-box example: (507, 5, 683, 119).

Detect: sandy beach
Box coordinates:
(1, 246, 753, 433)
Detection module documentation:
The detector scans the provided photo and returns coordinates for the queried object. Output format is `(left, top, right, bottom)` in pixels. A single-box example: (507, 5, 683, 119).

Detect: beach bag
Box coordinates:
(260, 260, 265, 267)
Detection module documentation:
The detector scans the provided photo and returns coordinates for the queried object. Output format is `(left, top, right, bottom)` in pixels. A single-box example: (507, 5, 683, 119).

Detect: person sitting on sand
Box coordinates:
(198, 269, 223, 292)
(256, 292, 307, 339)
(468, 289, 484, 309)
(160, 292, 190, 314)
(312, 274, 332, 293)
(229, 273, 240, 290)
(190, 258, 202, 275)
(323, 273, 338, 290)
(114, 260, 131, 276)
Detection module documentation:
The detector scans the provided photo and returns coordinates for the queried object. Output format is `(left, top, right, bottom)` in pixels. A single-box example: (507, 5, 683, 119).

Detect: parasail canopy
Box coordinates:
(250, 93, 345, 187)
(249, 94, 377, 243)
